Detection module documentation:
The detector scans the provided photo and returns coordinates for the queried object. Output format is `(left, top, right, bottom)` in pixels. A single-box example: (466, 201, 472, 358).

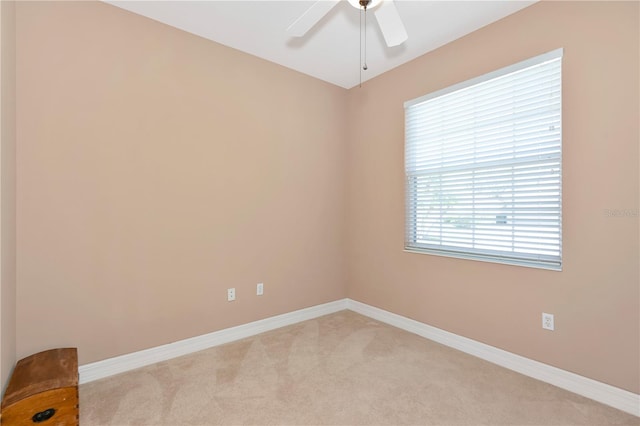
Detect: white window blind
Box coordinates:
(404, 49, 562, 270)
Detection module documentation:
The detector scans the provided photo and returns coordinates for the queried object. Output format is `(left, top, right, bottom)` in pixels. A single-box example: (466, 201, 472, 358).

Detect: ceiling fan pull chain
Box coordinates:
(358, 0, 370, 87)
(363, 6, 368, 71)
(359, 6, 362, 87)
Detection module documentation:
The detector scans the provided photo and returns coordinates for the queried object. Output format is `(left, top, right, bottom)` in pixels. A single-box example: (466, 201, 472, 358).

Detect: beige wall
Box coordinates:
(1, 0, 17, 392)
(16, 1, 348, 365)
(11, 0, 639, 396)
(346, 1, 639, 393)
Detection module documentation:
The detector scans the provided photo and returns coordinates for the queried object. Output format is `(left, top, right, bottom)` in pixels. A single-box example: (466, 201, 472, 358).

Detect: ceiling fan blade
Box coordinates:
(374, 0, 408, 47)
(287, 0, 341, 37)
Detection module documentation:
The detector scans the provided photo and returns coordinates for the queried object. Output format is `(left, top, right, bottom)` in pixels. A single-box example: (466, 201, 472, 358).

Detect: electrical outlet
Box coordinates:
(542, 312, 554, 331)
(227, 288, 236, 302)
(256, 283, 264, 296)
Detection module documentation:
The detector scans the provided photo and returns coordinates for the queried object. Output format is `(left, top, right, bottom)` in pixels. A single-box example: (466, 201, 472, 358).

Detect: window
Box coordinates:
(404, 49, 563, 270)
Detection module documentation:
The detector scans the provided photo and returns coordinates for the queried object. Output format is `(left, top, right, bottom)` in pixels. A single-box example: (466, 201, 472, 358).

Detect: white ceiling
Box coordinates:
(106, 1, 536, 89)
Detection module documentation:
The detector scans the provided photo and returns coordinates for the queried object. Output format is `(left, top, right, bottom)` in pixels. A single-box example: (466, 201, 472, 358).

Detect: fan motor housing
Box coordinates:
(347, 0, 383, 10)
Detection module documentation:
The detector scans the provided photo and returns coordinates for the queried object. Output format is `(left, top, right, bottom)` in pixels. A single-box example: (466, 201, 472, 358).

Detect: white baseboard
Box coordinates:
(346, 299, 640, 417)
(79, 299, 348, 384)
(79, 297, 639, 417)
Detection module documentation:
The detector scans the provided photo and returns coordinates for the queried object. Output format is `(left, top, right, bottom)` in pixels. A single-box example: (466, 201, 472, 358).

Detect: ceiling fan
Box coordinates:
(287, 0, 408, 47)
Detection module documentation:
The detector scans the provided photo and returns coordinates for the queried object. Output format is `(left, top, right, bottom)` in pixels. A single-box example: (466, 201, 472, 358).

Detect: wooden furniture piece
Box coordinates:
(1, 348, 79, 425)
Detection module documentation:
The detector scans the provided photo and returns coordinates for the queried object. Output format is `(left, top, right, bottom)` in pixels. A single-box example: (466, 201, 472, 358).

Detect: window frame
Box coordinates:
(404, 49, 563, 271)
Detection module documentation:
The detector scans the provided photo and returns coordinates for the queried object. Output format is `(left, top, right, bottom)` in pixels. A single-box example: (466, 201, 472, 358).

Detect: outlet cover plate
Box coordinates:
(542, 312, 554, 331)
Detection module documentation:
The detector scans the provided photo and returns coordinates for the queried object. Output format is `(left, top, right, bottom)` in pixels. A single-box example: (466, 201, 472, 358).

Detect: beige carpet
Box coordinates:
(80, 311, 639, 425)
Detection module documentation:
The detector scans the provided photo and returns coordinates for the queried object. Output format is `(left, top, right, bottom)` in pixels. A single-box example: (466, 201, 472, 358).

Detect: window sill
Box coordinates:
(403, 248, 562, 272)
